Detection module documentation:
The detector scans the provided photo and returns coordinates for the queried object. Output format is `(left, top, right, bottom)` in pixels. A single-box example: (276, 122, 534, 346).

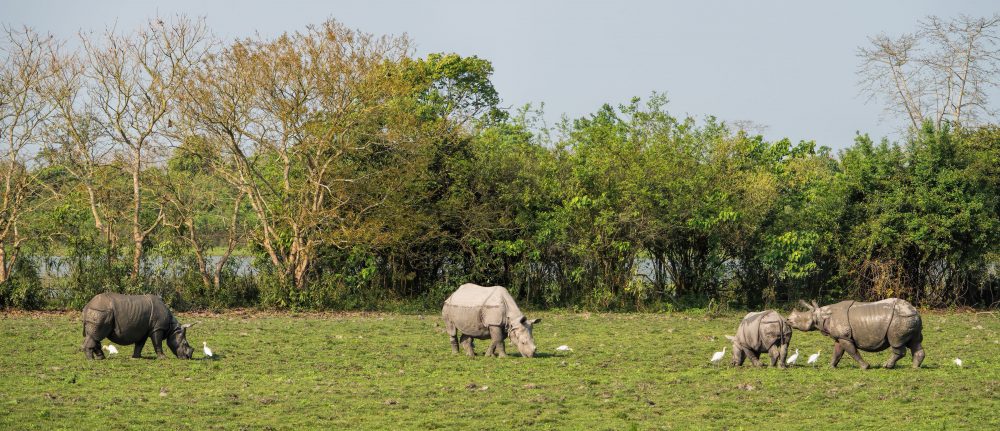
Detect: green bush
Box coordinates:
(0, 258, 43, 309)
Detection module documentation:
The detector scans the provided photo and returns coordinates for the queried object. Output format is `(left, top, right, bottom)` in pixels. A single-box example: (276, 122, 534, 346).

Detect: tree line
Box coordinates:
(1, 16, 998, 310)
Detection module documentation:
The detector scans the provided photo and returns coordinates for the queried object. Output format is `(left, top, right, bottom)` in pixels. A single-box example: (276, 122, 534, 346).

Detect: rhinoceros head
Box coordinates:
(786, 300, 820, 331)
(508, 316, 541, 358)
(167, 322, 195, 359)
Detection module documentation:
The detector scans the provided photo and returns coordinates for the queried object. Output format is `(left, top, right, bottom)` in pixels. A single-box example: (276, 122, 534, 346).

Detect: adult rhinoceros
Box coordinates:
(81, 293, 195, 360)
(786, 298, 924, 369)
(442, 283, 540, 358)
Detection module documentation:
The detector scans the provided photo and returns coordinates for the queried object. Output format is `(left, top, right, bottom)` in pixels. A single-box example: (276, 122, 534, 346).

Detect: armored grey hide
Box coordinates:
(728, 310, 792, 367)
(442, 283, 538, 358)
(788, 297, 924, 369)
(443, 284, 524, 338)
(81, 293, 193, 360)
(815, 299, 921, 351)
(735, 311, 791, 353)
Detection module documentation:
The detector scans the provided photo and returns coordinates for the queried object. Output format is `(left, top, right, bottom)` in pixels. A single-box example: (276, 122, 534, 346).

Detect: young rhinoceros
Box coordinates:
(725, 310, 792, 368)
(81, 293, 195, 360)
(786, 298, 924, 369)
(442, 283, 540, 358)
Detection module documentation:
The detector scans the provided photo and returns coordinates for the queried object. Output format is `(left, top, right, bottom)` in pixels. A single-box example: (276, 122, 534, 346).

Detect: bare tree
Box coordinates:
(0, 27, 56, 283)
(81, 16, 210, 278)
(858, 14, 1000, 130)
(921, 14, 1000, 127)
(45, 45, 123, 254)
(181, 20, 416, 289)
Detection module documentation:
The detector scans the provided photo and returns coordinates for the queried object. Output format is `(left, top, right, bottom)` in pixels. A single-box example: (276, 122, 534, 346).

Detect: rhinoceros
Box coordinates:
(442, 283, 540, 358)
(81, 293, 195, 360)
(725, 310, 792, 368)
(786, 298, 924, 369)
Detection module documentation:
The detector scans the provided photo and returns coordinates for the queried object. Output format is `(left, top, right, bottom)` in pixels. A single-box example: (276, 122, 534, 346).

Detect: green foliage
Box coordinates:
(0, 258, 43, 309)
(402, 52, 507, 126)
(12, 93, 1000, 311)
(833, 124, 1000, 305)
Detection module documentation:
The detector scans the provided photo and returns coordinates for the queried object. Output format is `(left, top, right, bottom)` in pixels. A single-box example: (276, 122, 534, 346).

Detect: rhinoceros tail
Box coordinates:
(81, 306, 88, 337)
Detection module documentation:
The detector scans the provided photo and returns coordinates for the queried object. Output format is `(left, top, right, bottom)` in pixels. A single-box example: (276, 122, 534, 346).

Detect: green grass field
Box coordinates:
(1, 310, 997, 430)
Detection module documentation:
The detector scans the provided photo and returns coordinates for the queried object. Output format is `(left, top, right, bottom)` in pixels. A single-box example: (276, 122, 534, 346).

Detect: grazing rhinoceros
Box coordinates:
(786, 298, 924, 369)
(725, 310, 792, 368)
(81, 293, 195, 360)
(442, 283, 540, 358)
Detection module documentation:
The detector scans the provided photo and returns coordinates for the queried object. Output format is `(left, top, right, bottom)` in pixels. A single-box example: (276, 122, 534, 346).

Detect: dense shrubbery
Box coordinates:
(1, 19, 997, 311)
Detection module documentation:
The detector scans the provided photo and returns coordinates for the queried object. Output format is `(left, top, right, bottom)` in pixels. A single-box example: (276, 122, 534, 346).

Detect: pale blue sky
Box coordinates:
(4, 0, 998, 148)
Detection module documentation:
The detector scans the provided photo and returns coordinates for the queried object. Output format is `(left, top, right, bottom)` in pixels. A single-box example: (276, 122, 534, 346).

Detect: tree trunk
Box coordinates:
(131, 156, 143, 279)
(186, 219, 214, 291)
(0, 245, 9, 284)
(0, 236, 21, 285)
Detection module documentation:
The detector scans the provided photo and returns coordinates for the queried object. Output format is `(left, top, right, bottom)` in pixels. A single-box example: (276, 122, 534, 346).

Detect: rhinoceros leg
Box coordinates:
(445, 321, 459, 354)
(777, 343, 789, 369)
(884, 345, 906, 369)
(830, 341, 844, 367)
(82, 335, 105, 360)
(484, 337, 496, 357)
(486, 326, 507, 358)
(731, 347, 745, 366)
(460, 335, 475, 356)
(768, 345, 785, 368)
(742, 347, 762, 367)
(150, 330, 168, 360)
(132, 336, 147, 359)
(909, 338, 925, 368)
(839, 339, 869, 369)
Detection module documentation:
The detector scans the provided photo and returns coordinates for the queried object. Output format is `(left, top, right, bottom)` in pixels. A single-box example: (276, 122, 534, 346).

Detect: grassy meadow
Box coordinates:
(0, 309, 996, 430)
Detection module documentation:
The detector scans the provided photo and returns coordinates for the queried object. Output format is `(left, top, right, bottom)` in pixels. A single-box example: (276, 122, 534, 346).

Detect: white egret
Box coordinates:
(103, 344, 119, 355)
(786, 348, 800, 365)
(203, 341, 214, 358)
(807, 350, 820, 365)
(953, 358, 962, 368)
(555, 345, 573, 352)
(710, 347, 727, 365)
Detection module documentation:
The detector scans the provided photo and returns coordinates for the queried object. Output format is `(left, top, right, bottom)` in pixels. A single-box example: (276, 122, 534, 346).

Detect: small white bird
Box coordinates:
(203, 341, 214, 358)
(103, 344, 119, 355)
(710, 347, 727, 365)
(953, 358, 962, 367)
(807, 350, 821, 365)
(555, 345, 573, 352)
(786, 348, 800, 365)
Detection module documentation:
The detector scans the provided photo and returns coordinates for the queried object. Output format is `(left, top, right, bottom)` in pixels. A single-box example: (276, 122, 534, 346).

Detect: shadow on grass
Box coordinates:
(459, 352, 558, 359)
(530, 352, 558, 359)
(111, 353, 224, 361)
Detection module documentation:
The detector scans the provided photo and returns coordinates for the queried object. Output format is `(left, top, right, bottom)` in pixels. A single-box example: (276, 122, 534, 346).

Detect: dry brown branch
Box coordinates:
(0, 26, 58, 282)
(858, 14, 1000, 131)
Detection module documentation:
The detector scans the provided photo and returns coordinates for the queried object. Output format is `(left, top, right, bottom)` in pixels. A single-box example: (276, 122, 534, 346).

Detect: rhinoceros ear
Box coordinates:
(181, 322, 197, 330)
(528, 318, 541, 325)
(810, 300, 819, 310)
(798, 300, 813, 310)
